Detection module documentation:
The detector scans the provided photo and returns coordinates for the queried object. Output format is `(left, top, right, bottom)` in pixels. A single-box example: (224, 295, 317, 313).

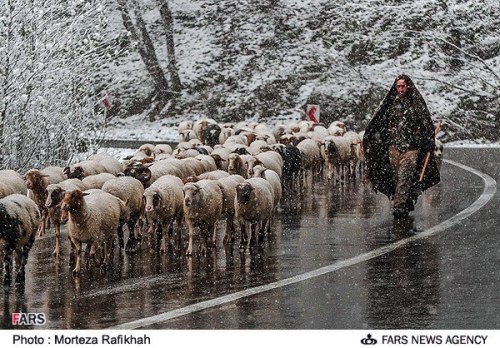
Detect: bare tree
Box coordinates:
(158, 0, 182, 93)
(0, 0, 121, 171)
(116, 0, 182, 120)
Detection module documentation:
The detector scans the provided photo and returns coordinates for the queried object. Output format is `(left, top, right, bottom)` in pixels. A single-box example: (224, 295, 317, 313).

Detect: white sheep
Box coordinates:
(216, 175, 246, 244)
(65, 152, 122, 179)
(227, 153, 252, 178)
(246, 151, 283, 178)
(251, 165, 282, 210)
(218, 127, 234, 145)
(234, 177, 274, 250)
(210, 147, 232, 171)
(64, 160, 107, 179)
(60, 189, 129, 274)
(321, 135, 356, 182)
(81, 172, 116, 189)
(298, 120, 316, 133)
(248, 139, 270, 155)
(193, 118, 217, 144)
(180, 157, 208, 176)
(272, 124, 289, 142)
(0, 194, 40, 285)
(295, 138, 322, 187)
(194, 154, 217, 173)
(0, 170, 27, 199)
(183, 170, 230, 183)
(183, 179, 223, 256)
(328, 120, 347, 136)
(178, 120, 194, 134)
(137, 144, 156, 157)
(254, 130, 277, 145)
(102, 176, 145, 251)
(308, 125, 329, 141)
(343, 131, 362, 179)
(179, 129, 197, 143)
(173, 148, 200, 159)
(223, 134, 248, 147)
(124, 160, 183, 188)
(153, 144, 173, 158)
(142, 175, 184, 253)
(89, 153, 123, 175)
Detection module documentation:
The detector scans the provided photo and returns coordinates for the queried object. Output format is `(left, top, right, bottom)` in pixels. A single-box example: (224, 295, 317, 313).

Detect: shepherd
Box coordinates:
(363, 74, 440, 219)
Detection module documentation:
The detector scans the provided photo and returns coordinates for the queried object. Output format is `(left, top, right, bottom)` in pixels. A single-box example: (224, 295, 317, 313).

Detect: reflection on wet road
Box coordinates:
(1, 148, 499, 329)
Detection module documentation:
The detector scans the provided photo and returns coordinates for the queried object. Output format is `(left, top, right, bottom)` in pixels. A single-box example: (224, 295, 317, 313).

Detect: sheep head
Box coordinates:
(64, 166, 84, 180)
(45, 186, 64, 208)
(61, 189, 88, 213)
(24, 169, 45, 190)
(124, 165, 152, 187)
(236, 182, 253, 205)
(183, 183, 200, 207)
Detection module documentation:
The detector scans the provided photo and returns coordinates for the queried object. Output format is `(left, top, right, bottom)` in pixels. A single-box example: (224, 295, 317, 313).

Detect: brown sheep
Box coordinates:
(24, 167, 65, 236)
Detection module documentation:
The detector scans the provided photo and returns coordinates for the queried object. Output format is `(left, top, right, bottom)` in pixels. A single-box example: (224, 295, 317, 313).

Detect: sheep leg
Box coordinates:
(37, 209, 48, 237)
(86, 243, 96, 268)
(156, 224, 164, 252)
(117, 219, 126, 249)
(53, 221, 61, 257)
(101, 240, 111, 274)
(15, 233, 34, 283)
(258, 219, 268, 243)
(160, 221, 170, 253)
(3, 247, 14, 286)
(238, 221, 247, 251)
(175, 214, 183, 247)
(223, 216, 235, 244)
(14, 249, 25, 284)
(200, 226, 208, 256)
(72, 240, 83, 274)
(327, 162, 334, 180)
(211, 221, 218, 248)
(147, 223, 156, 252)
(350, 160, 357, 180)
(250, 222, 258, 247)
(125, 231, 138, 253)
(185, 220, 195, 256)
(126, 219, 143, 253)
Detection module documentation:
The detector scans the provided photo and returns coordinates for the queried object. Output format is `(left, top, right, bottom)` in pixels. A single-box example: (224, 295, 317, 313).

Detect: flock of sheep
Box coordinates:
(0, 117, 372, 285)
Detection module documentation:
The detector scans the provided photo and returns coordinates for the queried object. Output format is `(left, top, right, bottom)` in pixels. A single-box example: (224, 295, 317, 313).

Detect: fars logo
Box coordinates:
(12, 313, 46, 326)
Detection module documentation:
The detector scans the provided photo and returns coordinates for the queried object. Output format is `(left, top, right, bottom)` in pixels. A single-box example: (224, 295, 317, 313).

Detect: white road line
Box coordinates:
(109, 159, 497, 329)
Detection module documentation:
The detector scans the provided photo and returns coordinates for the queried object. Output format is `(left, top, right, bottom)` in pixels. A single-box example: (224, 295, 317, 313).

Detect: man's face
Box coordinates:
(396, 79, 408, 97)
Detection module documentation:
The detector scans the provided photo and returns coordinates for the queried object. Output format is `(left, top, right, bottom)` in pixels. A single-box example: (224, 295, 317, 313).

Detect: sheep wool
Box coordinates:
(0, 194, 40, 285)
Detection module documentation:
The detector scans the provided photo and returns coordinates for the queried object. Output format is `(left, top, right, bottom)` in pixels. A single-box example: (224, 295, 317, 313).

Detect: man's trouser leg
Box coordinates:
(389, 146, 419, 217)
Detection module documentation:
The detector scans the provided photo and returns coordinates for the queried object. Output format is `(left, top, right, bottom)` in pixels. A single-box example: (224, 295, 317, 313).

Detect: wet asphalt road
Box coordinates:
(1, 147, 499, 330)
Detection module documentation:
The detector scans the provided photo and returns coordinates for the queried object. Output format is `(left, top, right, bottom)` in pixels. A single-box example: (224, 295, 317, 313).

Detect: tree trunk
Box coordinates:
(116, 0, 171, 120)
(157, 0, 182, 93)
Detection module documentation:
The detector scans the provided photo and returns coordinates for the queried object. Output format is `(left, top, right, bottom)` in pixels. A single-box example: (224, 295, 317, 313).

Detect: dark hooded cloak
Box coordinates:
(363, 74, 440, 200)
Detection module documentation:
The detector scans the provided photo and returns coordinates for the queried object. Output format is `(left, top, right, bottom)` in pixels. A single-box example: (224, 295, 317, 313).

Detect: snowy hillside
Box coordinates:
(103, 0, 499, 143)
